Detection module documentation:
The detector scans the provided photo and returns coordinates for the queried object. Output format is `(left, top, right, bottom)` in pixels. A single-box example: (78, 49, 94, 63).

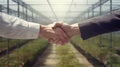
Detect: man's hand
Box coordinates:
(53, 22, 80, 38)
(39, 24, 69, 45)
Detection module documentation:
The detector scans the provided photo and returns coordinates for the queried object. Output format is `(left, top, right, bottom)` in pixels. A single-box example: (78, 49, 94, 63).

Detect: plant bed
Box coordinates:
(0, 39, 28, 52)
(56, 44, 87, 67)
(0, 38, 48, 67)
(0, 40, 31, 58)
(71, 36, 120, 67)
(71, 42, 106, 67)
(23, 43, 49, 67)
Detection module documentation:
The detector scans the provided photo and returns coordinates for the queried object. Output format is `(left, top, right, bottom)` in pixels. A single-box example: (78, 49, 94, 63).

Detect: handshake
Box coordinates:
(40, 22, 80, 45)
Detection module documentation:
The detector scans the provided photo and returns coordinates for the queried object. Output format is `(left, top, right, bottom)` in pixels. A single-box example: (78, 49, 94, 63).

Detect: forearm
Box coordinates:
(39, 25, 48, 38)
(0, 12, 40, 39)
(70, 23, 81, 37)
(79, 10, 120, 40)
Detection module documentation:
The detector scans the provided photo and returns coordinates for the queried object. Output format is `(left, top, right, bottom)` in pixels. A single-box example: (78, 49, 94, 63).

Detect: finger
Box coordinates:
(53, 39, 62, 45)
(54, 36, 66, 45)
(48, 38, 54, 43)
(52, 26, 69, 45)
(55, 32, 65, 43)
(53, 23, 63, 28)
(55, 28, 69, 44)
(56, 40, 63, 45)
(53, 23, 70, 38)
(52, 37, 63, 45)
(60, 30, 69, 43)
(51, 34, 64, 45)
(61, 30, 70, 43)
(57, 27, 70, 42)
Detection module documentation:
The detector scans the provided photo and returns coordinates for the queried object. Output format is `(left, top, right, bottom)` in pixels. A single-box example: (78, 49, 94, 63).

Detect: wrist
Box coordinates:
(40, 25, 46, 37)
(71, 23, 80, 37)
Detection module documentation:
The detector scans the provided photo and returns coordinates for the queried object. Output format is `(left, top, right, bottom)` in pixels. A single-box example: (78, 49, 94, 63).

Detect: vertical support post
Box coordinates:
(0, 5, 2, 12)
(110, 0, 112, 49)
(17, 1, 20, 66)
(17, 1, 20, 17)
(88, 10, 89, 19)
(36, 13, 38, 23)
(22, 4, 25, 19)
(26, 6, 28, 20)
(7, 0, 9, 14)
(99, 0, 102, 47)
(7, 0, 10, 67)
(109, 0, 113, 67)
(92, 6, 94, 17)
(32, 9, 34, 22)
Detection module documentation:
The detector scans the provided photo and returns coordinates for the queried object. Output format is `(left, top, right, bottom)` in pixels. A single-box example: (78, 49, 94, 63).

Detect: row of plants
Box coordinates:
(56, 44, 87, 67)
(0, 38, 28, 52)
(97, 33, 120, 49)
(0, 38, 48, 67)
(71, 35, 120, 67)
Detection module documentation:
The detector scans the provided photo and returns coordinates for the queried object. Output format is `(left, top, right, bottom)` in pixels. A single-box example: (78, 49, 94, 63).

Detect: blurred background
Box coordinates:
(0, 0, 120, 67)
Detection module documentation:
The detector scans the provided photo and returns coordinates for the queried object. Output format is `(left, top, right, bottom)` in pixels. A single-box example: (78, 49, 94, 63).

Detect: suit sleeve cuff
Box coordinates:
(78, 20, 97, 40)
(27, 22, 40, 39)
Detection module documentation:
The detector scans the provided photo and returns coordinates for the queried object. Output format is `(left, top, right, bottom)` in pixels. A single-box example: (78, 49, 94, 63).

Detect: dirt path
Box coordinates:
(69, 43, 94, 67)
(33, 43, 95, 67)
(33, 44, 58, 67)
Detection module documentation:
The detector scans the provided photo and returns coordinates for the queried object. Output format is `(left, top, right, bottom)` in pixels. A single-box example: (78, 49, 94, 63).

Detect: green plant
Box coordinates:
(71, 35, 120, 66)
(0, 38, 48, 67)
(56, 44, 87, 67)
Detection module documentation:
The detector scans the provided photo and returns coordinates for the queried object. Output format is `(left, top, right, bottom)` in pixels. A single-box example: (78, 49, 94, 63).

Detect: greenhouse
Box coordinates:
(0, 0, 120, 67)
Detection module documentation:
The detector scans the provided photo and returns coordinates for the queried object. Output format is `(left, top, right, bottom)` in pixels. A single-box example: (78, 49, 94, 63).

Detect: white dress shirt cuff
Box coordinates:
(27, 22, 40, 39)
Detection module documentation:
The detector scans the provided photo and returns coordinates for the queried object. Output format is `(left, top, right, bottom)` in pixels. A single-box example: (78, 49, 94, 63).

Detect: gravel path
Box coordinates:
(33, 43, 94, 67)
(33, 44, 58, 67)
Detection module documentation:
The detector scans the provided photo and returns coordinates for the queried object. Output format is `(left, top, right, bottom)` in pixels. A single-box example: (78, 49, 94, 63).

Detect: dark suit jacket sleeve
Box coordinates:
(79, 10, 120, 40)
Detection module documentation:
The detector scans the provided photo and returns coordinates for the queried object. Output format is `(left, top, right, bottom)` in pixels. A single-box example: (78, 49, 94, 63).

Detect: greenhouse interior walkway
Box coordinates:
(33, 44, 95, 67)
(0, 0, 120, 67)
(33, 44, 58, 67)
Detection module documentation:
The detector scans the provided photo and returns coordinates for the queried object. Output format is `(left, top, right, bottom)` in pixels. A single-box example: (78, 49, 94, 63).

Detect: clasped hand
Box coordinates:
(40, 22, 80, 45)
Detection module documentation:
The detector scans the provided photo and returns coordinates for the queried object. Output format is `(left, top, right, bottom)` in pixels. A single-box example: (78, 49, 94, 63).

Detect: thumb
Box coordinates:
(53, 23, 63, 29)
